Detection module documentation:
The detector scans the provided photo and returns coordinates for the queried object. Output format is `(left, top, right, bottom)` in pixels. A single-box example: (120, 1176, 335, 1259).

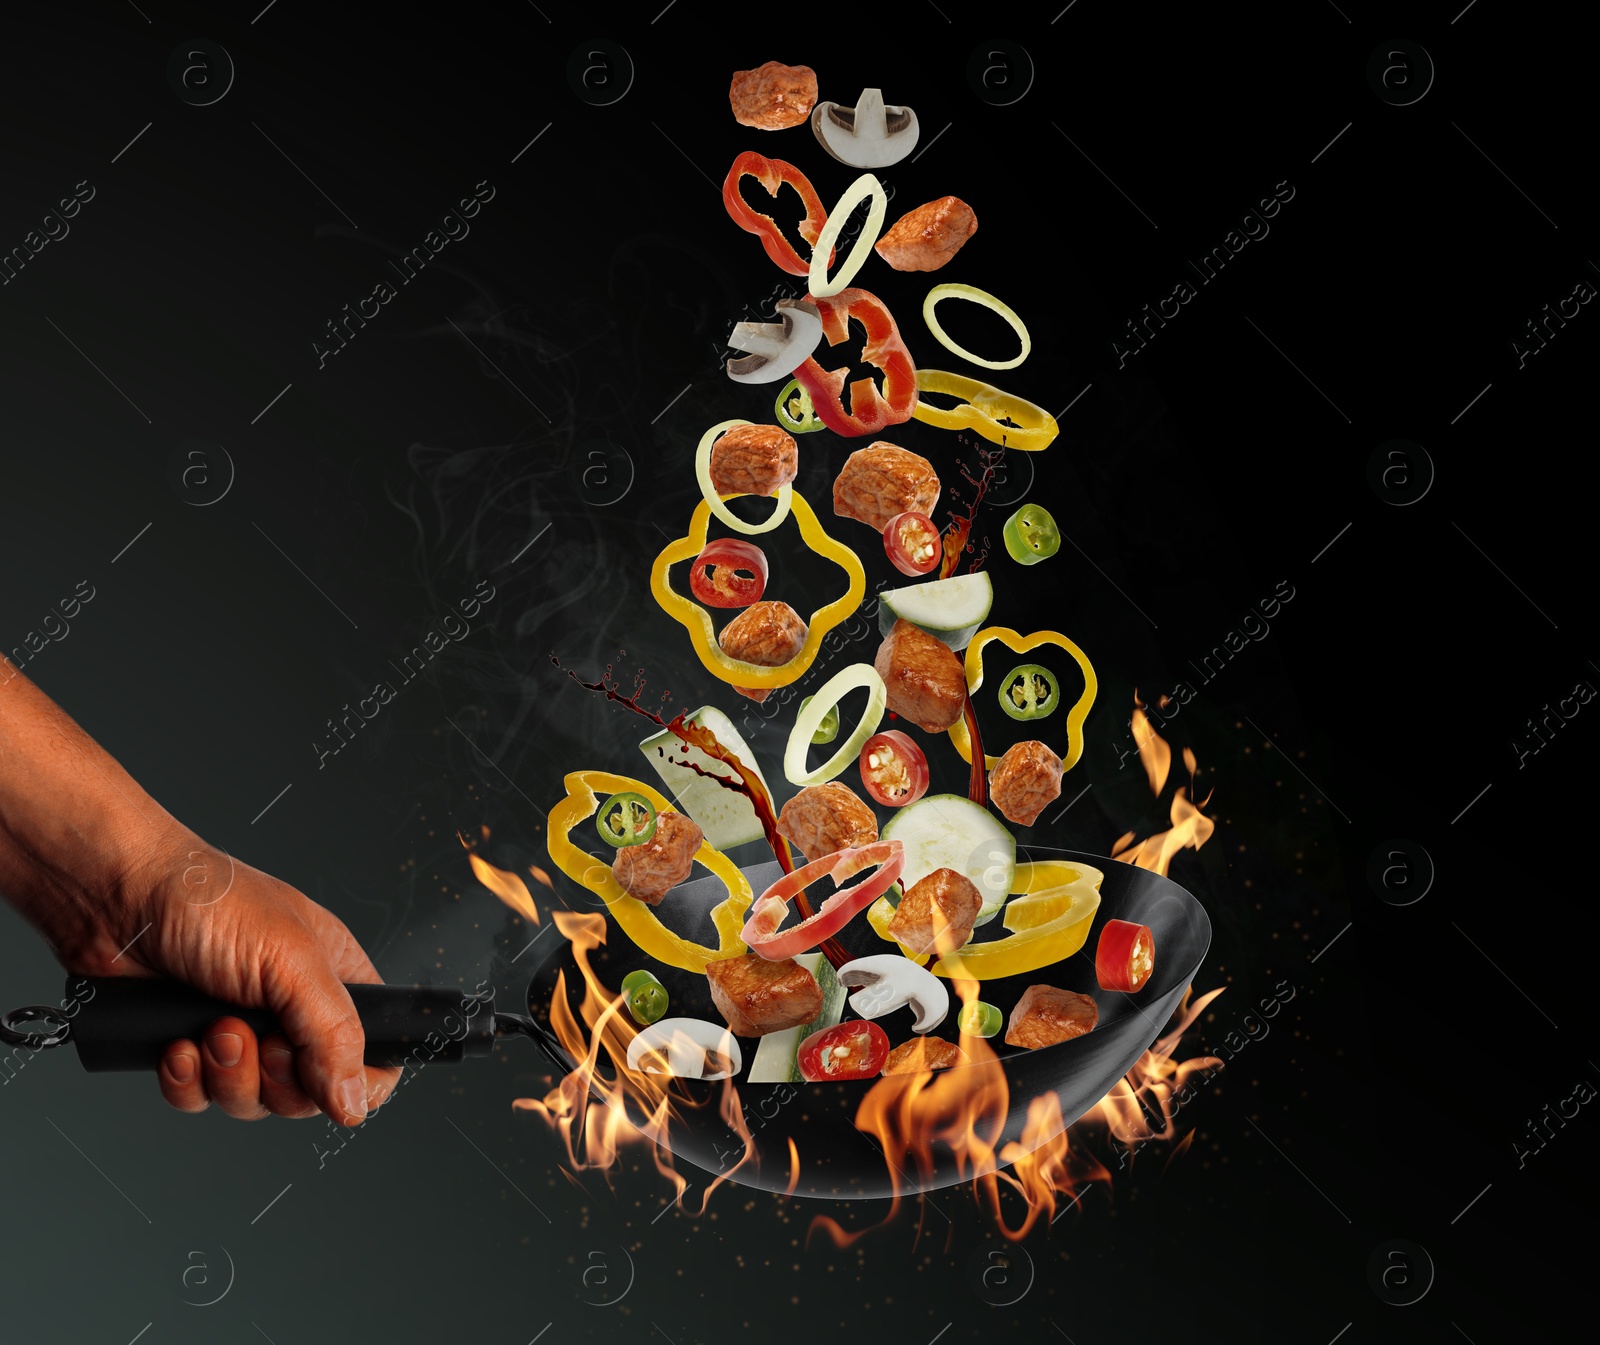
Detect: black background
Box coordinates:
(0, 4, 1591, 1343)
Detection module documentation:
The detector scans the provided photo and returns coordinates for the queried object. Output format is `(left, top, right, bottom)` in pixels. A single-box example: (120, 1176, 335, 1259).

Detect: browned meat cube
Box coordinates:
(874, 620, 966, 732)
(776, 782, 879, 860)
(706, 952, 823, 1036)
(887, 867, 982, 957)
(729, 61, 818, 130)
(709, 423, 798, 499)
(882, 1036, 965, 1075)
(989, 740, 1064, 827)
(719, 600, 807, 703)
(833, 443, 940, 532)
(1004, 985, 1099, 1050)
(873, 197, 979, 272)
(611, 811, 701, 905)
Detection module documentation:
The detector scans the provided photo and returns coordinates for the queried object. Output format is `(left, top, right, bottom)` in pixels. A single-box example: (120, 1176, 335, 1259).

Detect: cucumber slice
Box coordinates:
(880, 794, 1015, 926)
(747, 952, 846, 1083)
(639, 707, 771, 851)
(877, 572, 993, 651)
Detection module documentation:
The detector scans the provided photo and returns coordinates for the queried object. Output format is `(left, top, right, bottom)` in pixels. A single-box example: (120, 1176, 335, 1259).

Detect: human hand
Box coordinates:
(1, 665, 396, 1125)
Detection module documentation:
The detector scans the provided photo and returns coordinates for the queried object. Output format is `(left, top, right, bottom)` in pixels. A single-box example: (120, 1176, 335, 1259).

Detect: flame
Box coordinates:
(524, 697, 1223, 1236)
(1113, 708, 1214, 877)
(467, 852, 541, 924)
(1131, 696, 1172, 795)
(513, 909, 755, 1214)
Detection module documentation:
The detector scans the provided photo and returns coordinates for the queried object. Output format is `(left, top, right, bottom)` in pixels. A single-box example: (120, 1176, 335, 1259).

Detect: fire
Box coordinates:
(521, 697, 1222, 1237)
(1113, 704, 1214, 877)
(511, 910, 755, 1214)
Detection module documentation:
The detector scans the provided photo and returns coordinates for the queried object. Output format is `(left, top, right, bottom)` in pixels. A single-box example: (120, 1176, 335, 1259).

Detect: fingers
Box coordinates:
(263, 945, 373, 1127)
(199, 1017, 270, 1121)
(258, 1032, 320, 1120)
(158, 1040, 208, 1113)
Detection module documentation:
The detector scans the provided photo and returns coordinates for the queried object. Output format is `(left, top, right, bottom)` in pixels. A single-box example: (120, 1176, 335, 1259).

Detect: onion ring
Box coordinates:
(921, 283, 1031, 371)
(807, 173, 889, 300)
(783, 662, 886, 785)
(694, 419, 795, 536)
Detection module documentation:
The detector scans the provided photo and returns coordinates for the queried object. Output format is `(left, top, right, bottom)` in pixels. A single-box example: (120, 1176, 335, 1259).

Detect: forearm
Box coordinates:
(0, 660, 188, 967)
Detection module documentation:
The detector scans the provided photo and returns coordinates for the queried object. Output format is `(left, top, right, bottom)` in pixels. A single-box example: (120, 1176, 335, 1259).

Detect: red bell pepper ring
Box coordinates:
(688, 537, 769, 609)
(791, 288, 918, 437)
(798, 1020, 890, 1082)
(741, 840, 905, 960)
(722, 151, 833, 277)
(1095, 919, 1156, 992)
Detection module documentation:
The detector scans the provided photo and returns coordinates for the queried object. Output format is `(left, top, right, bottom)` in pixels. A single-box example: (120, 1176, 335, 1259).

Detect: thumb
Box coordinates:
(261, 936, 370, 1126)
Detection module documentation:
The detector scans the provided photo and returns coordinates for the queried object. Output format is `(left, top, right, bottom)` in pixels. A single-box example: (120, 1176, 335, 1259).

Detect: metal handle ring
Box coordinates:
(0, 1005, 73, 1050)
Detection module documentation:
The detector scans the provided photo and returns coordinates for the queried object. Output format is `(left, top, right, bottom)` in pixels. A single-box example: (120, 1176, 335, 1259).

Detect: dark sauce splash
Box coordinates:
(938, 437, 1007, 580)
(552, 653, 852, 970)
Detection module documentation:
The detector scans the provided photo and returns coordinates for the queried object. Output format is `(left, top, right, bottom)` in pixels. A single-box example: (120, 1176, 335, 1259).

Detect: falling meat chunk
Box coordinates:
(832, 443, 940, 532)
(882, 1036, 965, 1075)
(873, 196, 979, 272)
(776, 781, 879, 861)
(709, 423, 799, 499)
(989, 740, 1064, 827)
(611, 812, 701, 905)
(887, 867, 982, 957)
(719, 600, 807, 703)
(874, 619, 967, 732)
(706, 952, 823, 1036)
(729, 61, 818, 130)
(1004, 985, 1099, 1050)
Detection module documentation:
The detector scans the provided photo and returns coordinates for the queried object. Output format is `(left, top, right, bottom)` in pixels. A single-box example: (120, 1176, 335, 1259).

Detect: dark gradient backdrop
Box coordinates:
(0, 5, 1591, 1344)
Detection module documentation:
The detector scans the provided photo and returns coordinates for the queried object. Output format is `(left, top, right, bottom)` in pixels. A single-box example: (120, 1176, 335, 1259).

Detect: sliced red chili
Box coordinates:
(791, 288, 918, 437)
(688, 538, 769, 609)
(1095, 919, 1155, 993)
(883, 512, 942, 577)
(859, 729, 930, 807)
(798, 1020, 891, 1081)
(721, 151, 833, 277)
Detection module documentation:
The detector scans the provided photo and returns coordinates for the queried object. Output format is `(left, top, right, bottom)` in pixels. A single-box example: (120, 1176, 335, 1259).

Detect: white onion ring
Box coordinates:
(807, 173, 889, 300)
(784, 662, 886, 785)
(694, 419, 794, 536)
(921, 283, 1031, 371)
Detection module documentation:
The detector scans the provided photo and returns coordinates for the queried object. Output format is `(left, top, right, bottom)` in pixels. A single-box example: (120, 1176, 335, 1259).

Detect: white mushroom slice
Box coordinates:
(836, 955, 949, 1033)
(724, 299, 823, 384)
(810, 88, 920, 169)
(625, 1018, 743, 1080)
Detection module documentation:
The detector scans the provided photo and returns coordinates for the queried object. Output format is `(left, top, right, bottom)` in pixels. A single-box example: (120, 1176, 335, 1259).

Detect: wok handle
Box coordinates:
(61, 976, 496, 1072)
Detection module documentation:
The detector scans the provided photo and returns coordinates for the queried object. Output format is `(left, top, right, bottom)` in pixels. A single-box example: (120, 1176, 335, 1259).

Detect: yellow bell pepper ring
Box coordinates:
(928, 861, 1102, 981)
(911, 369, 1059, 452)
(546, 770, 752, 974)
(948, 627, 1098, 772)
(650, 493, 866, 690)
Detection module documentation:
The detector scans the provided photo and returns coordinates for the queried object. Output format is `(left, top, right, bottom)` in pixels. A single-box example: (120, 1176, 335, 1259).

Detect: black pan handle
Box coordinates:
(61, 976, 497, 1072)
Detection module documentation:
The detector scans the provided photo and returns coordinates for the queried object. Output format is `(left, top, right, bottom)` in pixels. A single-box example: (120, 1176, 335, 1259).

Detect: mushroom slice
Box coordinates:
(725, 299, 824, 385)
(810, 89, 920, 169)
(625, 1017, 744, 1080)
(836, 954, 949, 1033)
